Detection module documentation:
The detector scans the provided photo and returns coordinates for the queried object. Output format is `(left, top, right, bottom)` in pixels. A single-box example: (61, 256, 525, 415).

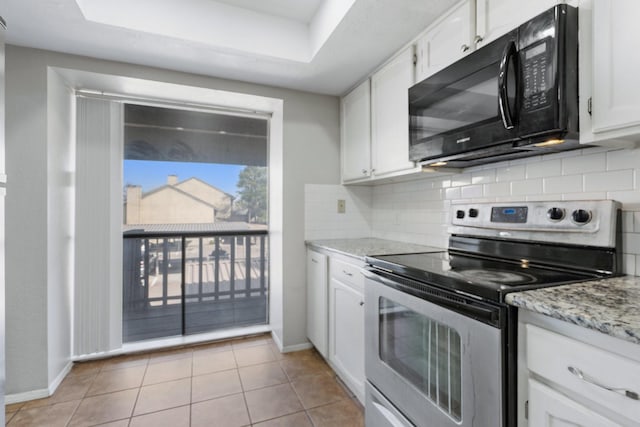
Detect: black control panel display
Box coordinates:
(491, 206, 528, 223)
(522, 40, 550, 111)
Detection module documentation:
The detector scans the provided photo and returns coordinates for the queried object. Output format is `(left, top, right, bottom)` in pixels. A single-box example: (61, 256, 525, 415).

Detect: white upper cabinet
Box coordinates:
(475, 0, 558, 47)
(416, 0, 560, 83)
(580, 0, 640, 145)
(415, 1, 474, 82)
(341, 79, 372, 182)
(371, 46, 418, 177)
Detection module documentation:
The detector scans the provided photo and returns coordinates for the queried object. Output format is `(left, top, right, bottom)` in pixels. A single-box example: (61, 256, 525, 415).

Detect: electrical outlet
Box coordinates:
(337, 199, 346, 214)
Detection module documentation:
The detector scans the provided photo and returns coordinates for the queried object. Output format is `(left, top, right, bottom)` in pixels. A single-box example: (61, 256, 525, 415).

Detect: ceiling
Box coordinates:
(4, 0, 457, 95)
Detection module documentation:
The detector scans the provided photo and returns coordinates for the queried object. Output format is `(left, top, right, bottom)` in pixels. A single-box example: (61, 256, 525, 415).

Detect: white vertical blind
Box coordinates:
(74, 97, 123, 356)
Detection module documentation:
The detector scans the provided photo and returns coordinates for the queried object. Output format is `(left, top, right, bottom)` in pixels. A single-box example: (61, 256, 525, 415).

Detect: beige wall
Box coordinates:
(5, 44, 340, 396)
(175, 179, 233, 218)
(136, 187, 215, 224)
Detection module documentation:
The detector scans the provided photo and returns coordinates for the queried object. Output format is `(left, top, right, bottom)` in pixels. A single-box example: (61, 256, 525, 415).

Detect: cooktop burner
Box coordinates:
(366, 251, 598, 302)
(451, 269, 538, 286)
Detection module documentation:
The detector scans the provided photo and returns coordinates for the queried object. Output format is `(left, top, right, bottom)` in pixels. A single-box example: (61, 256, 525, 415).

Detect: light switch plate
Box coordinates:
(337, 199, 346, 214)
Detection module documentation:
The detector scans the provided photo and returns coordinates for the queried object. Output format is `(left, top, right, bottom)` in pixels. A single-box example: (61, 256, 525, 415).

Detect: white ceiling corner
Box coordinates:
(5, 0, 458, 95)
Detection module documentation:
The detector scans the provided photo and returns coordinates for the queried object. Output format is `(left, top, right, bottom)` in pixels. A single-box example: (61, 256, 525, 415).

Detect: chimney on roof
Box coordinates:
(167, 175, 178, 185)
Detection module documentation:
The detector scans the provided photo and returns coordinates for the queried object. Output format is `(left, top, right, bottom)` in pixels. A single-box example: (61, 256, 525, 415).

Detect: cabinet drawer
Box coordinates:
(527, 324, 640, 422)
(330, 257, 364, 292)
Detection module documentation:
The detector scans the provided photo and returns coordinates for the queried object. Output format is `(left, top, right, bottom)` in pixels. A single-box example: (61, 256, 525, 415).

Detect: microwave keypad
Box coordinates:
(523, 42, 550, 111)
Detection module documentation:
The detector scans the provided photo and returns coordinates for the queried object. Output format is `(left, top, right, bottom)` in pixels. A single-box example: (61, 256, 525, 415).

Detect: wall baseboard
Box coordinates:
(5, 388, 49, 405)
(6, 361, 73, 404)
(48, 361, 73, 396)
(281, 342, 313, 353)
(270, 331, 313, 354)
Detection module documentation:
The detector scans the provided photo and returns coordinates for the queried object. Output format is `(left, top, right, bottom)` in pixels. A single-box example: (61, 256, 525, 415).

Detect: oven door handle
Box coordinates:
(363, 268, 502, 326)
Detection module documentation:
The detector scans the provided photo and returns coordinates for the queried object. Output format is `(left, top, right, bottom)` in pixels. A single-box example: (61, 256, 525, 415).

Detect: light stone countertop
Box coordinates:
(506, 276, 640, 345)
(306, 238, 444, 260)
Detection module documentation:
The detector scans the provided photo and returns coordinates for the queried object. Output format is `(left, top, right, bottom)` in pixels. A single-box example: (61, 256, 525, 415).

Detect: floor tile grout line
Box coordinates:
(130, 357, 151, 421)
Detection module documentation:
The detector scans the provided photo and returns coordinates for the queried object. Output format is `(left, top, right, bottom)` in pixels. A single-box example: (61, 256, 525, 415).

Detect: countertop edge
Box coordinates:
(506, 276, 640, 346)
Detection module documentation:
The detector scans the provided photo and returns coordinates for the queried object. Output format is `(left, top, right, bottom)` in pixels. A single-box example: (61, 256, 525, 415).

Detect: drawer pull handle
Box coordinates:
(311, 259, 318, 264)
(568, 366, 639, 400)
(359, 301, 364, 306)
(343, 270, 353, 277)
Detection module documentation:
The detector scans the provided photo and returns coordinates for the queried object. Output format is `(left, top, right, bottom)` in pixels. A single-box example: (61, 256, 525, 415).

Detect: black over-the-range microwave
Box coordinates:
(409, 4, 580, 168)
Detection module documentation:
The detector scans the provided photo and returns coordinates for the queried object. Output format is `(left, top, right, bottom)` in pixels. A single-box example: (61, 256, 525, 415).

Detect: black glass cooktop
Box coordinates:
(366, 251, 599, 302)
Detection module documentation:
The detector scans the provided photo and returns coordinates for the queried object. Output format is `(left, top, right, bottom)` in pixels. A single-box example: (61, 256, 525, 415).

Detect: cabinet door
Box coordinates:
(341, 80, 371, 182)
(591, 0, 640, 134)
(415, 1, 474, 82)
(528, 379, 622, 427)
(329, 278, 365, 402)
(476, 0, 557, 47)
(371, 47, 416, 177)
(306, 250, 328, 358)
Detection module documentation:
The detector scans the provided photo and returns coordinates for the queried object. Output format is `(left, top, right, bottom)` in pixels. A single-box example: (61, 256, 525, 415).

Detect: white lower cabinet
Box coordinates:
(519, 313, 640, 427)
(528, 379, 621, 427)
(329, 276, 365, 403)
(306, 248, 365, 404)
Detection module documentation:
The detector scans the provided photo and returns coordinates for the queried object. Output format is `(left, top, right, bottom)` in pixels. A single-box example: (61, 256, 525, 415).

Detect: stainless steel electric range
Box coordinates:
(363, 200, 622, 427)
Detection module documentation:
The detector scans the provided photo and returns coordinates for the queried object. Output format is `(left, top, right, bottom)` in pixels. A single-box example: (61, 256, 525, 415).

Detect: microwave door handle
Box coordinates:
(498, 41, 517, 130)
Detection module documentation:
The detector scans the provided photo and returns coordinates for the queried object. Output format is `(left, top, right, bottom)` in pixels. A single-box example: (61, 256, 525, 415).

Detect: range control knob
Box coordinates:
(547, 207, 565, 221)
(468, 208, 479, 218)
(456, 210, 465, 219)
(571, 209, 592, 225)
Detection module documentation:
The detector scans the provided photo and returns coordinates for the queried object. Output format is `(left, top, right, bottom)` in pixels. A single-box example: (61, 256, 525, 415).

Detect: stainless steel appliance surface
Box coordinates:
(409, 5, 579, 168)
(363, 200, 622, 427)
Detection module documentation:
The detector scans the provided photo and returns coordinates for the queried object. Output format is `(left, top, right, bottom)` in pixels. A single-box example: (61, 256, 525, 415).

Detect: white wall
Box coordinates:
(6, 45, 340, 395)
(46, 69, 74, 388)
(5, 47, 49, 394)
(305, 146, 640, 276)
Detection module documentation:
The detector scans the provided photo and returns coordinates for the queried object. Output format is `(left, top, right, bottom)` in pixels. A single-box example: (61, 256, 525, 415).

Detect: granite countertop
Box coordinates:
(506, 276, 640, 345)
(306, 238, 444, 260)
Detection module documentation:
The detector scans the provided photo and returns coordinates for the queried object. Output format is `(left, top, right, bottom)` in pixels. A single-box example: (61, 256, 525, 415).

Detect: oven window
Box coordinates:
(379, 297, 462, 421)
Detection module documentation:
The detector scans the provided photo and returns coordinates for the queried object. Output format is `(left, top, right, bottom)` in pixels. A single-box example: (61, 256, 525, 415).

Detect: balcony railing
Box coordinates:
(123, 229, 269, 343)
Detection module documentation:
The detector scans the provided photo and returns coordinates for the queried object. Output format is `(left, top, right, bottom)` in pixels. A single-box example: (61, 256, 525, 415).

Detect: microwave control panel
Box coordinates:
(522, 40, 551, 111)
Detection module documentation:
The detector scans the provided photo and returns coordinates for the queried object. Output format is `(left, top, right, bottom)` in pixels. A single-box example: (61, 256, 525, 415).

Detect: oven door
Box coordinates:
(364, 269, 504, 427)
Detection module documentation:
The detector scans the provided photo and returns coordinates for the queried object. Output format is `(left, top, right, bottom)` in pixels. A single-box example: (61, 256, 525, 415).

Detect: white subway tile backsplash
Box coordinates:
(483, 182, 511, 197)
(451, 173, 472, 187)
(445, 187, 461, 199)
(562, 152, 606, 175)
(585, 169, 634, 192)
(623, 232, 640, 255)
(306, 147, 640, 275)
(623, 211, 635, 232)
(526, 194, 558, 202)
(461, 185, 483, 199)
(526, 159, 561, 179)
(471, 169, 496, 185)
(543, 175, 582, 194)
(606, 147, 640, 171)
(511, 179, 543, 196)
(496, 165, 526, 182)
(607, 190, 640, 210)
(561, 192, 607, 201)
(623, 254, 636, 276)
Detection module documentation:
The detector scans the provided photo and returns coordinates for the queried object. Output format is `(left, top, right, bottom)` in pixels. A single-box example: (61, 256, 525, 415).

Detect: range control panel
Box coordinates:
(450, 200, 620, 248)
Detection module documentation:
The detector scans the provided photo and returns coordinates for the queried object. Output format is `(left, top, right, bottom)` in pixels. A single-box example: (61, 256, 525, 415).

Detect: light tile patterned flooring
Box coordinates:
(5, 334, 364, 426)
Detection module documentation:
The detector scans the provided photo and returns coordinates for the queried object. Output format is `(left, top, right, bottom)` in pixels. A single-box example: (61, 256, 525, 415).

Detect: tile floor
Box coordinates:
(5, 334, 364, 426)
